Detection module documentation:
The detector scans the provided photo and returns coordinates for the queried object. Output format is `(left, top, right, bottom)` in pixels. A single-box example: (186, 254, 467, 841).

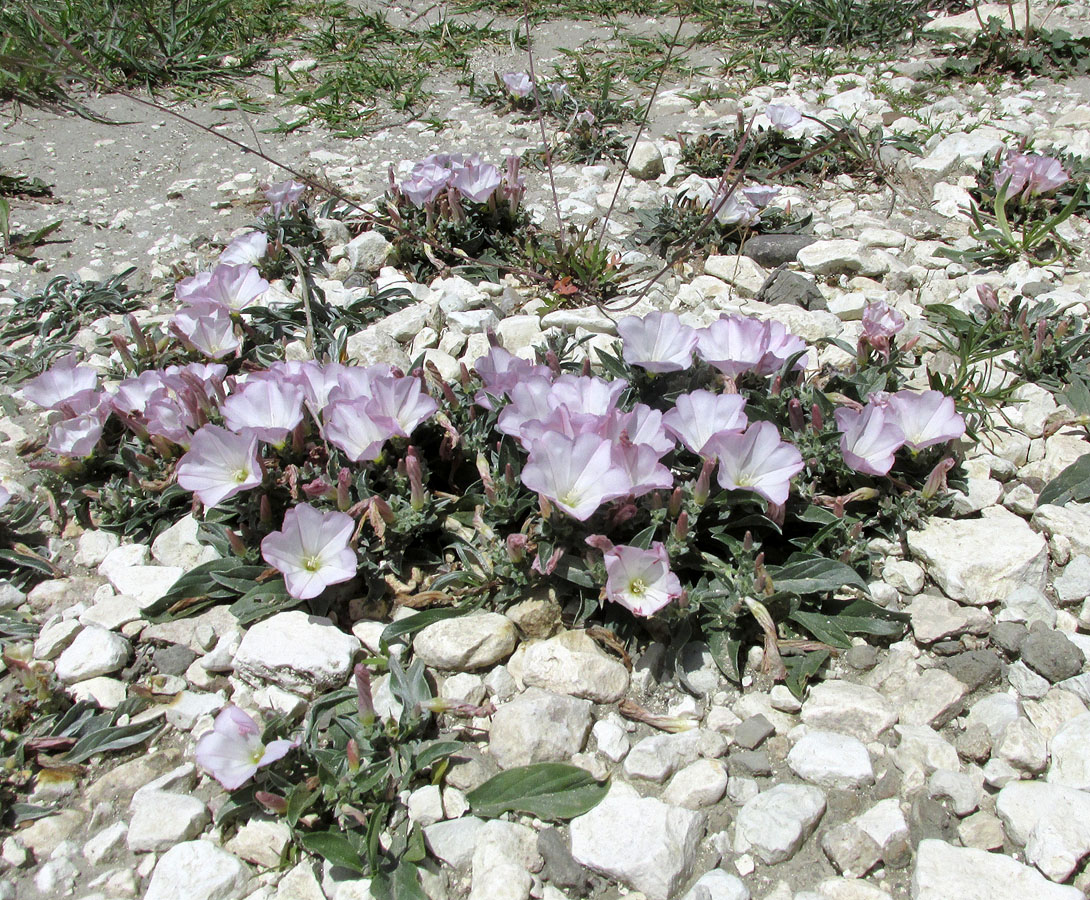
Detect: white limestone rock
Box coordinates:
(519, 630, 628, 702)
(907, 507, 1048, 605)
(733, 783, 826, 864)
(787, 731, 874, 789)
(911, 839, 1082, 900)
(488, 688, 592, 769)
(413, 613, 518, 671)
(143, 840, 249, 900)
(997, 780, 1090, 882)
(232, 611, 360, 697)
(127, 790, 210, 852)
(1047, 713, 1090, 789)
(570, 782, 705, 900)
(800, 681, 897, 742)
(54, 625, 131, 684)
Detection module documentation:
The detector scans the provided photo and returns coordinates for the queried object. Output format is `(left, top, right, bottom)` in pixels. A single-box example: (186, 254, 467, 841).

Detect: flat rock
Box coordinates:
(151, 514, 220, 570)
(743, 233, 816, 267)
(413, 613, 518, 671)
(734, 783, 827, 864)
(54, 625, 130, 683)
(1047, 713, 1090, 789)
(106, 564, 185, 609)
(662, 758, 729, 809)
(488, 688, 592, 769)
(787, 731, 874, 789)
(143, 841, 249, 900)
(570, 782, 705, 900)
(520, 630, 628, 702)
(680, 869, 750, 900)
(801, 681, 897, 742)
(908, 594, 991, 644)
(232, 611, 359, 697)
(1033, 504, 1090, 559)
(424, 816, 485, 870)
(798, 240, 869, 276)
(907, 507, 1048, 605)
(997, 780, 1090, 881)
(911, 839, 1082, 899)
(128, 790, 210, 852)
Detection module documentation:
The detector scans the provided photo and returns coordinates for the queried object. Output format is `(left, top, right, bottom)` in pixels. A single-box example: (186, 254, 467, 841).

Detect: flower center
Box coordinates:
(250, 744, 265, 764)
(233, 467, 251, 484)
(302, 555, 323, 573)
(628, 577, 647, 597)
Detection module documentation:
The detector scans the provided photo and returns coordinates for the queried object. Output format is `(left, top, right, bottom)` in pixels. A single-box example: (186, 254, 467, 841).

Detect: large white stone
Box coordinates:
(106, 564, 186, 610)
(997, 780, 1090, 881)
(801, 681, 897, 742)
(907, 507, 1048, 605)
(143, 841, 249, 900)
(1034, 504, 1090, 559)
(488, 688, 592, 769)
(151, 515, 220, 570)
(911, 839, 1082, 900)
(787, 731, 874, 789)
(127, 790, 209, 852)
(520, 630, 628, 702)
(1047, 713, 1090, 789)
(733, 783, 826, 864)
(570, 782, 705, 900)
(232, 611, 360, 697)
(413, 613, 518, 671)
(680, 869, 750, 900)
(54, 626, 131, 684)
(704, 255, 768, 299)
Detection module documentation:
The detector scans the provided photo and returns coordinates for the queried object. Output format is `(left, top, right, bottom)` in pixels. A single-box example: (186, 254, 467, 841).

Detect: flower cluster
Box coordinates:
(395, 153, 525, 211)
(994, 152, 1070, 198)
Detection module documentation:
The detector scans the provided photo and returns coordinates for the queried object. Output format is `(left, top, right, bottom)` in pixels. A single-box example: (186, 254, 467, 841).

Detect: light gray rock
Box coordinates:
(69, 676, 127, 709)
(143, 841, 249, 900)
(623, 729, 725, 783)
(151, 515, 220, 570)
(127, 790, 210, 852)
(733, 783, 826, 864)
(413, 613, 518, 671)
(343, 327, 411, 370)
(424, 816, 485, 870)
(1054, 555, 1090, 605)
(232, 611, 360, 697)
(78, 592, 143, 631)
(224, 818, 292, 868)
(628, 141, 665, 180)
(346, 231, 392, 273)
(592, 719, 630, 762)
(54, 625, 130, 683)
(998, 585, 1057, 628)
(106, 564, 185, 610)
(488, 688, 592, 769)
(997, 780, 1090, 881)
(662, 759, 729, 809)
(995, 718, 1048, 773)
(82, 821, 127, 865)
(277, 861, 325, 900)
(898, 668, 969, 728)
(680, 869, 750, 900)
(520, 630, 628, 702)
(797, 240, 869, 276)
(787, 731, 874, 789)
(74, 530, 120, 568)
(1009, 660, 1051, 699)
(854, 797, 910, 855)
(928, 769, 980, 816)
(821, 821, 882, 878)
(1033, 504, 1090, 560)
(907, 507, 1048, 605)
(907, 594, 991, 644)
(33, 618, 82, 660)
(966, 694, 1021, 741)
(911, 839, 1082, 900)
(468, 819, 541, 900)
(704, 255, 768, 298)
(801, 681, 897, 742)
(98, 543, 150, 578)
(892, 725, 961, 780)
(1047, 713, 1090, 789)
(570, 782, 705, 900)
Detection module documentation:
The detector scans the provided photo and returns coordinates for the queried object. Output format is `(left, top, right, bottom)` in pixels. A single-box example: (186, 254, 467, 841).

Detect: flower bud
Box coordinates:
(922, 457, 956, 500)
(505, 533, 529, 563)
(405, 446, 425, 511)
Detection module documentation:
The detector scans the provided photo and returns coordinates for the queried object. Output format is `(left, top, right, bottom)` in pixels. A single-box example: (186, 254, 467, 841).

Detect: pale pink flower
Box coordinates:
(474, 347, 551, 410)
(835, 404, 906, 476)
(176, 425, 263, 508)
(193, 264, 269, 312)
(696, 315, 770, 378)
(742, 184, 781, 209)
(496, 376, 559, 440)
(602, 542, 682, 617)
(220, 232, 268, 267)
(502, 72, 533, 98)
(521, 432, 631, 520)
(451, 162, 503, 203)
(707, 421, 804, 506)
(860, 301, 905, 361)
(195, 705, 296, 790)
(22, 354, 98, 411)
(613, 443, 673, 497)
(712, 191, 761, 226)
(757, 320, 809, 376)
(601, 404, 675, 456)
(617, 312, 699, 373)
(365, 376, 438, 435)
(548, 375, 627, 418)
(47, 408, 108, 458)
(995, 152, 1069, 198)
(112, 371, 165, 414)
(323, 399, 402, 462)
(399, 164, 450, 207)
(0, 485, 10, 510)
(222, 380, 305, 445)
(173, 302, 241, 360)
(265, 180, 305, 216)
(175, 271, 213, 301)
(261, 503, 357, 600)
(663, 390, 747, 456)
(766, 103, 802, 130)
(145, 391, 200, 446)
(887, 390, 966, 450)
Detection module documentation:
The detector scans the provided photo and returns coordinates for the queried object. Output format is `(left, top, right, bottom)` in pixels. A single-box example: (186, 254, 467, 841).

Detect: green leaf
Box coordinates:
(10, 803, 53, 824)
(785, 649, 830, 698)
(707, 629, 742, 683)
(1038, 453, 1090, 507)
(63, 719, 162, 765)
(766, 556, 867, 596)
(380, 605, 470, 645)
(370, 860, 428, 900)
(228, 579, 298, 625)
(414, 740, 463, 771)
(467, 763, 608, 820)
(299, 831, 365, 873)
(142, 558, 243, 620)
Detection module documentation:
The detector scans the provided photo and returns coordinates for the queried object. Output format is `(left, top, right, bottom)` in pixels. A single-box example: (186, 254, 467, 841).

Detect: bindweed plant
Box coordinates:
(941, 149, 1086, 266)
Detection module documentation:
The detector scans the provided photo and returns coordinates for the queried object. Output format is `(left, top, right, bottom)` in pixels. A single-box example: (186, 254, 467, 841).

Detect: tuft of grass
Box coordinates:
(749, 0, 929, 48)
(0, 0, 300, 108)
